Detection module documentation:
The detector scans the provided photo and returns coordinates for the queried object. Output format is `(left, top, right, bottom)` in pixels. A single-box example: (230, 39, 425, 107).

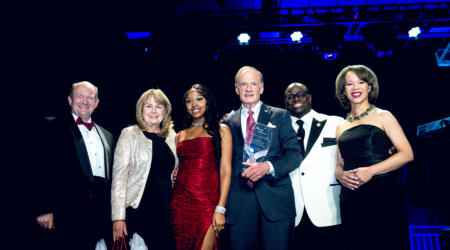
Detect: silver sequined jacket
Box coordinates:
(111, 125, 178, 221)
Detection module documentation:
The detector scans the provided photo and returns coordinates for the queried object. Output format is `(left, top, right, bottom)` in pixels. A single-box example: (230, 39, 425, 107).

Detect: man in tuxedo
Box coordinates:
(35, 81, 114, 249)
(222, 66, 302, 250)
(285, 82, 344, 250)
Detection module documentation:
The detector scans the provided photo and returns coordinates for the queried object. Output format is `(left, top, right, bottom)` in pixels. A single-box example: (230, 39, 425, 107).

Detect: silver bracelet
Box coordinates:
(215, 205, 226, 215)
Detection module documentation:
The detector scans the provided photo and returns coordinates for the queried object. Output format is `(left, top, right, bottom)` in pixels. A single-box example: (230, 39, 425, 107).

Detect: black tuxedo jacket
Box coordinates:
(223, 102, 303, 224)
(35, 113, 114, 228)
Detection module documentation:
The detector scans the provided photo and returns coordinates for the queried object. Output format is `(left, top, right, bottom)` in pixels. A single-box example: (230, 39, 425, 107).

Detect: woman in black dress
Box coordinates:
(111, 89, 177, 249)
(334, 65, 414, 250)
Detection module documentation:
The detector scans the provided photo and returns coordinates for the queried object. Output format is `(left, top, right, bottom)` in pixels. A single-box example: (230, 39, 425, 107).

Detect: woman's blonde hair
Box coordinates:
(136, 89, 174, 138)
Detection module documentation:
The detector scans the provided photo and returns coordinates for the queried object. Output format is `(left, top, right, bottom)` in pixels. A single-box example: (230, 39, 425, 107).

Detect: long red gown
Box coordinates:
(170, 137, 220, 249)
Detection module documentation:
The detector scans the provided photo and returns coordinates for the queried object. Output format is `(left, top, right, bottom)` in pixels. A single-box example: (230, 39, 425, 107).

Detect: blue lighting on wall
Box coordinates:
(126, 32, 151, 40)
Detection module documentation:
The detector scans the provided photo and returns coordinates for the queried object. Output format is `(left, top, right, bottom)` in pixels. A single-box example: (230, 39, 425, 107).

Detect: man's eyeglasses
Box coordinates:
(285, 91, 310, 102)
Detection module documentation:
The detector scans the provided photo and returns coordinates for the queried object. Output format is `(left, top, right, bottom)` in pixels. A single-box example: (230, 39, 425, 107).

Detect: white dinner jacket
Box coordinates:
(289, 110, 344, 227)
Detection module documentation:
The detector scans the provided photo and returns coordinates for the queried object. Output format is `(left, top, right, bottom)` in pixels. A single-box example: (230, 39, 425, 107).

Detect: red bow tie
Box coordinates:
(76, 117, 94, 131)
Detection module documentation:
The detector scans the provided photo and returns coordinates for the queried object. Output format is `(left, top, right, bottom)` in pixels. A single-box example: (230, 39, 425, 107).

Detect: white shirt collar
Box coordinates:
(291, 109, 314, 126)
(301, 110, 314, 127)
(241, 101, 262, 116)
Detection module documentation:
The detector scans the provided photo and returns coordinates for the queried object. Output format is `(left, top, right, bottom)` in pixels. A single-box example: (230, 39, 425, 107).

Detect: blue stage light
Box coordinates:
(290, 31, 303, 43)
(408, 27, 422, 39)
(322, 52, 338, 60)
(238, 33, 251, 45)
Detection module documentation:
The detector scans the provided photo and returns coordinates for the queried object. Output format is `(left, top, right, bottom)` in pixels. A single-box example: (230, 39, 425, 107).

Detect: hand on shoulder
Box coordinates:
(219, 123, 231, 135)
(219, 124, 232, 145)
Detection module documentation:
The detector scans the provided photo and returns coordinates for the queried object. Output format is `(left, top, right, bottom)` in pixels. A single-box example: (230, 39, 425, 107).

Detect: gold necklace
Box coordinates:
(346, 104, 375, 122)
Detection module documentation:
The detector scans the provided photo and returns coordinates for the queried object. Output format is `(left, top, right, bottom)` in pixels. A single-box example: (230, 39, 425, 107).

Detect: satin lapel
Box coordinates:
(257, 102, 272, 125)
(95, 124, 111, 181)
(305, 118, 327, 157)
(67, 117, 95, 182)
(231, 107, 245, 146)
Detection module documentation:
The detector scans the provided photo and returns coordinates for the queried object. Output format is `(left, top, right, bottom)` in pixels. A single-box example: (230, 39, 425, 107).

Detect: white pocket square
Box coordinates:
(267, 122, 276, 128)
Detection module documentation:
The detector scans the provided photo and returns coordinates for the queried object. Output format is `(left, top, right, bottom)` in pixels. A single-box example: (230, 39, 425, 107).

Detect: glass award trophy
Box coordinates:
(242, 122, 273, 172)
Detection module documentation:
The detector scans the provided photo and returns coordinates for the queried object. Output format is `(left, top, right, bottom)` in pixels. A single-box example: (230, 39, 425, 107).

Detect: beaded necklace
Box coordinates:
(346, 104, 375, 122)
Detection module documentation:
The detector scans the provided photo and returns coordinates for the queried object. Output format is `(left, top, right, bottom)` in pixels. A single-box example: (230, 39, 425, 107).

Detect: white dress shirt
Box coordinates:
(72, 113, 105, 178)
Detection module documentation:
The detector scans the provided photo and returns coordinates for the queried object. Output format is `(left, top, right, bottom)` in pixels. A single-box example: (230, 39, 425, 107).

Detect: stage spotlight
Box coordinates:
(322, 52, 338, 60)
(238, 33, 251, 45)
(290, 31, 303, 43)
(408, 26, 422, 39)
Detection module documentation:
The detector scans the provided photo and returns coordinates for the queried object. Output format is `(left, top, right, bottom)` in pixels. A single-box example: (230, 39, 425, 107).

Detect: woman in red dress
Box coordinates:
(170, 84, 232, 250)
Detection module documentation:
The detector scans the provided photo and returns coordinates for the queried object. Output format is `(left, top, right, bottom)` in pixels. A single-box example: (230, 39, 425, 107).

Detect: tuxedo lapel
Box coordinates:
(95, 124, 111, 181)
(67, 116, 95, 182)
(305, 118, 327, 157)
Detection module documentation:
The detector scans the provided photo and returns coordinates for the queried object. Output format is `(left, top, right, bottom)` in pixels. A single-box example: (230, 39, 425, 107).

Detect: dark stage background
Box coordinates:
(3, 2, 450, 246)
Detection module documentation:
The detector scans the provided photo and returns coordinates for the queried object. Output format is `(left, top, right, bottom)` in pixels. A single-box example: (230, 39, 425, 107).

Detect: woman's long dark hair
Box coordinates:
(183, 84, 222, 168)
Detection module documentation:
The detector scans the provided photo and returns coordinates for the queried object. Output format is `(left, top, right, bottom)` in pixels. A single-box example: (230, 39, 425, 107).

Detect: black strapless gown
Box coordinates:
(338, 125, 410, 250)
